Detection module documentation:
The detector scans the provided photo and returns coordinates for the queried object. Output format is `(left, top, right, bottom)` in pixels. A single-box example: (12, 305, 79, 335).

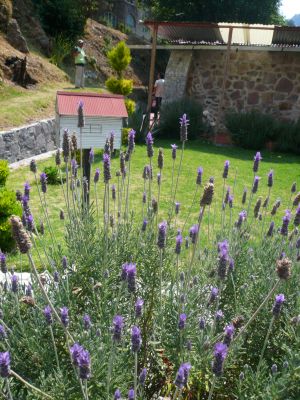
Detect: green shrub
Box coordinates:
(225, 110, 275, 149)
(44, 166, 59, 185)
(0, 187, 22, 251)
(274, 119, 300, 155)
(106, 77, 133, 96)
(154, 97, 204, 140)
(0, 159, 9, 186)
(107, 41, 131, 77)
(121, 127, 131, 146)
(49, 34, 73, 67)
(125, 99, 136, 116)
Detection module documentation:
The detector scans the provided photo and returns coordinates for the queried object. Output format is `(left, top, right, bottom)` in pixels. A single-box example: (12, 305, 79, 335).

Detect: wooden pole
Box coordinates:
(146, 23, 158, 128)
(214, 26, 233, 141)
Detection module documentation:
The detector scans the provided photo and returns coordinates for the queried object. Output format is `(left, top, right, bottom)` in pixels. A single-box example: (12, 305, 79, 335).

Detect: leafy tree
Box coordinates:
(150, 0, 283, 25)
(107, 41, 132, 79)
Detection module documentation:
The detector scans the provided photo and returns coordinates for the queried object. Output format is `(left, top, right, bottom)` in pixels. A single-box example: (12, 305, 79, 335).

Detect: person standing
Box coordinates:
(74, 39, 86, 88)
(153, 72, 165, 119)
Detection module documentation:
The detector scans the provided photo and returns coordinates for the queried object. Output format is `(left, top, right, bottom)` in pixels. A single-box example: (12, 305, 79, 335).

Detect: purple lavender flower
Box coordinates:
(174, 363, 191, 388)
(78, 101, 84, 128)
(89, 148, 94, 164)
(199, 317, 205, 330)
(94, 168, 100, 183)
(11, 274, 18, 293)
(25, 283, 32, 297)
(157, 221, 167, 249)
(224, 186, 230, 204)
(83, 314, 92, 330)
(171, 144, 177, 160)
(223, 160, 230, 179)
(263, 196, 269, 208)
(146, 132, 154, 158)
(111, 184, 116, 200)
(267, 221, 275, 237)
(180, 114, 189, 142)
(252, 176, 260, 194)
(253, 152, 262, 173)
(131, 326, 142, 352)
(103, 153, 111, 183)
(216, 310, 224, 321)
(179, 313, 187, 330)
(271, 364, 278, 374)
(70, 343, 83, 366)
(175, 202, 180, 215)
(209, 287, 219, 304)
(142, 192, 146, 204)
(236, 210, 247, 229)
(24, 182, 31, 199)
(157, 173, 161, 185)
(110, 132, 115, 153)
(294, 205, 300, 227)
(217, 240, 229, 280)
(114, 389, 121, 400)
(59, 210, 65, 220)
(40, 172, 47, 193)
(54, 271, 59, 283)
(44, 305, 53, 325)
(272, 294, 285, 318)
(62, 256, 68, 270)
(78, 349, 91, 380)
(267, 170, 273, 188)
(242, 188, 247, 204)
(196, 167, 203, 185)
(223, 324, 235, 346)
(0, 352, 10, 378)
(128, 389, 135, 400)
(280, 210, 291, 236)
(0, 325, 6, 340)
(0, 253, 7, 274)
(128, 129, 135, 155)
(228, 195, 233, 208)
(16, 190, 22, 202)
(291, 182, 297, 193)
(175, 234, 183, 255)
(229, 258, 235, 272)
(141, 219, 148, 232)
(209, 176, 215, 183)
(152, 198, 158, 213)
(189, 224, 199, 244)
(135, 298, 144, 318)
(296, 237, 300, 249)
(212, 342, 228, 376)
(121, 263, 128, 281)
(30, 159, 37, 173)
(158, 148, 164, 169)
(120, 152, 125, 176)
(127, 263, 136, 293)
(60, 307, 69, 328)
(139, 368, 147, 386)
(113, 315, 124, 342)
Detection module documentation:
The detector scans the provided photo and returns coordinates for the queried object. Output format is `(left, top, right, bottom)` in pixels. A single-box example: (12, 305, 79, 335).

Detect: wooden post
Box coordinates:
(146, 23, 158, 127)
(214, 26, 233, 142)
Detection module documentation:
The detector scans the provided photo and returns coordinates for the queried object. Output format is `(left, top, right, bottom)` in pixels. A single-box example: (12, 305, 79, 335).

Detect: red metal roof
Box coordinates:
(56, 92, 128, 118)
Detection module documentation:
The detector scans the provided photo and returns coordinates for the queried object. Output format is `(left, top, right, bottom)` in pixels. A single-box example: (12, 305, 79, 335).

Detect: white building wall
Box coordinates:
(57, 116, 123, 149)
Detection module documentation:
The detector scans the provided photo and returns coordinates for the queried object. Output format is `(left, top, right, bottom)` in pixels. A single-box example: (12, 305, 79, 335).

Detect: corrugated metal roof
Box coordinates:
(56, 92, 128, 118)
(144, 21, 300, 48)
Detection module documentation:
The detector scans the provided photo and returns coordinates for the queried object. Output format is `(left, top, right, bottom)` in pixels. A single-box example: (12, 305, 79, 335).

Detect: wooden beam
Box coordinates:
(214, 26, 233, 140)
(128, 44, 300, 52)
(147, 23, 158, 121)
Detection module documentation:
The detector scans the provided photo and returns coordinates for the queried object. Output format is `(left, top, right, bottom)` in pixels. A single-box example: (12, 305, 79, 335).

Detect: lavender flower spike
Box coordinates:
(24, 182, 31, 199)
(40, 172, 47, 193)
(189, 224, 199, 244)
(0, 351, 10, 378)
(157, 221, 167, 249)
(114, 389, 121, 400)
(294, 205, 300, 227)
(11, 274, 18, 293)
(171, 144, 178, 160)
(196, 167, 203, 185)
(44, 305, 53, 325)
(83, 314, 92, 330)
(179, 313, 187, 330)
(242, 188, 247, 204)
(89, 148, 94, 164)
(78, 100, 84, 128)
(252, 176, 260, 194)
(212, 342, 228, 377)
(253, 152, 262, 173)
(175, 202, 180, 215)
(70, 343, 83, 366)
(146, 132, 154, 158)
(131, 326, 142, 352)
(94, 168, 100, 183)
(272, 294, 285, 318)
(208, 287, 219, 304)
(78, 349, 91, 380)
(139, 368, 147, 386)
(128, 129, 135, 155)
(175, 234, 183, 255)
(128, 389, 135, 400)
(113, 315, 124, 342)
(127, 263, 137, 293)
(103, 153, 111, 183)
(223, 160, 230, 179)
(267, 221, 275, 237)
(0, 253, 7, 274)
(135, 298, 144, 318)
(60, 307, 69, 327)
(268, 170, 273, 188)
(180, 114, 189, 142)
(223, 324, 235, 347)
(280, 210, 291, 236)
(0, 325, 6, 340)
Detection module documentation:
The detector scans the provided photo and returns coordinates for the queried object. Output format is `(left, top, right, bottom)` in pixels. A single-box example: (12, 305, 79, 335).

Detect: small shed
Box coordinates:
(56, 92, 128, 149)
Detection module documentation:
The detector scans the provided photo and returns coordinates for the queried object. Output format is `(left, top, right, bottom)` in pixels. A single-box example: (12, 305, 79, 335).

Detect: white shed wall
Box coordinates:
(57, 116, 123, 149)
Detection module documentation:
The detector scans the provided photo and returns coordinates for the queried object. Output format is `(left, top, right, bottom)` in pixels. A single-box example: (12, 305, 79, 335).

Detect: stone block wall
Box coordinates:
(0, 119, 56, 163)
(174, 49, 300, 130)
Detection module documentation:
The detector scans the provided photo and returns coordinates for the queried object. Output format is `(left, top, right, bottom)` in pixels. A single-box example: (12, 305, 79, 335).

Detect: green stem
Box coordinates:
(10, 370, 53, 399)
(207, 376, 217, 400)
(49, 325, 60, 371)
(134, 352, 138, 400)
(6, 378, 13, 400)
(256, 316, 275, 373)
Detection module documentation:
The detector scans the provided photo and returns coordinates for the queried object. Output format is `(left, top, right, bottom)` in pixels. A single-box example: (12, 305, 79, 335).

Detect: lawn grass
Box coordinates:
(6, 139, 300, 270)
(0, 84, 104, 130)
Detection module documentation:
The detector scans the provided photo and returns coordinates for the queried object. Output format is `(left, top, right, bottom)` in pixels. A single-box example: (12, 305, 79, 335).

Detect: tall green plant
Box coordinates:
(107, 41, 132, 79)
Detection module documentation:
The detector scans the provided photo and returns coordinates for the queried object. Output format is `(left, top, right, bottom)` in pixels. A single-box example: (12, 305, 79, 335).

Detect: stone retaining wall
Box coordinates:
(0, 119, 56, 163)
(164, 49, 300, 130)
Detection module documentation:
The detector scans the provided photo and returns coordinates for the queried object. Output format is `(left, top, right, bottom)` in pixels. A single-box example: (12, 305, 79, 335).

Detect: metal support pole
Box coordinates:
(146, 23, 158, 128)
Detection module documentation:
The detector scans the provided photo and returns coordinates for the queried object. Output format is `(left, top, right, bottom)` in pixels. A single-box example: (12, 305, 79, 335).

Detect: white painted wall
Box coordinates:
(57, 116, 123, 149)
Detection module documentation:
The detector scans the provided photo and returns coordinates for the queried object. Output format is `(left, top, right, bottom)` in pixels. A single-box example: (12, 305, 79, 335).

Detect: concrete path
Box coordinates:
(9, 150, 56, 170)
